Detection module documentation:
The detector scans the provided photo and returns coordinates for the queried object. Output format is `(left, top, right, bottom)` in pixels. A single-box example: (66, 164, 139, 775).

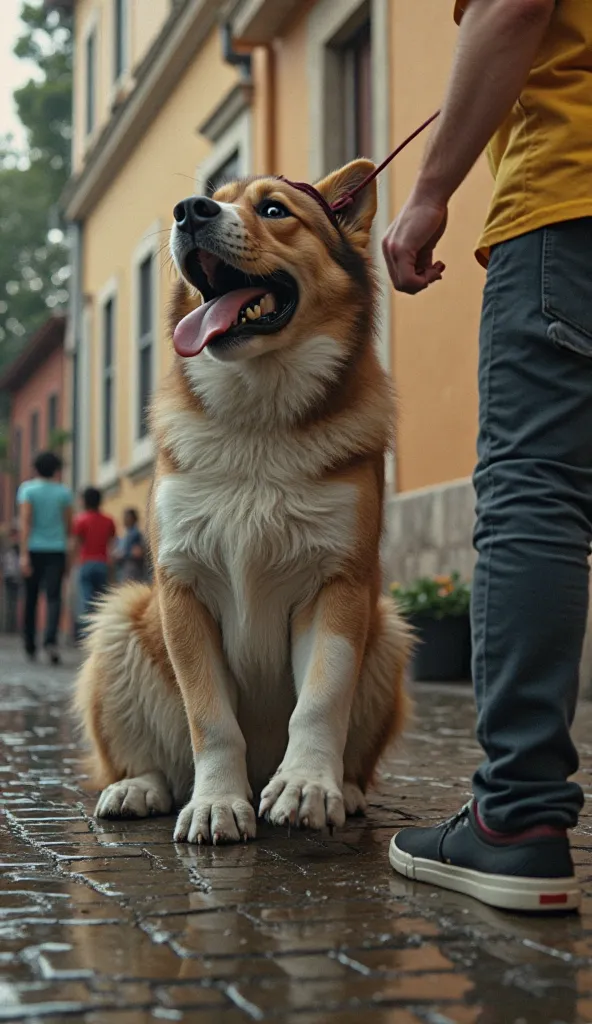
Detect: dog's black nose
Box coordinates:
(173, 196, 221, 234)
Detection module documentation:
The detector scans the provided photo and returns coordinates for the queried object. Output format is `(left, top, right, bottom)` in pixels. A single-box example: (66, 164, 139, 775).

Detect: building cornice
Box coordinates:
(197, 81, 253, 143)
(230, 0, 302, 44)
(62, 0, 223, 221)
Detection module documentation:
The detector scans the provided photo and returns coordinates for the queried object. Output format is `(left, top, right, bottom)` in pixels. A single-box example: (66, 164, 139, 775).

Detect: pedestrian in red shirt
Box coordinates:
(73, 488, 117, 621)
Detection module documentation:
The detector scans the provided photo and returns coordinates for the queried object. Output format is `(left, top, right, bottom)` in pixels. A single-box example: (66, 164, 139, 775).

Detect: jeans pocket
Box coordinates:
(542, 219, 592, 358)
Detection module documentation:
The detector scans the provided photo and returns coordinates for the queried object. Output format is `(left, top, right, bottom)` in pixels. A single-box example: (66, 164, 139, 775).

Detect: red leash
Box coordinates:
(279, 110, 440, 229)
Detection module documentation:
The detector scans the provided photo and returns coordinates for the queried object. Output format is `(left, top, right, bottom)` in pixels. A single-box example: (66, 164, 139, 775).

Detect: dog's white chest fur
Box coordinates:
(156, 422, 356, 685)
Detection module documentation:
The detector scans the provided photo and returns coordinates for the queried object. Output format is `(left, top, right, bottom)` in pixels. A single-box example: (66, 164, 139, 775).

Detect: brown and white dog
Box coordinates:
(74, 158, 412, 844)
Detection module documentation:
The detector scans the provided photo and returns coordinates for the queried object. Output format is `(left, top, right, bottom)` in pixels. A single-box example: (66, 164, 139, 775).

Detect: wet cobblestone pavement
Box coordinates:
(2, 640, 592, 1023)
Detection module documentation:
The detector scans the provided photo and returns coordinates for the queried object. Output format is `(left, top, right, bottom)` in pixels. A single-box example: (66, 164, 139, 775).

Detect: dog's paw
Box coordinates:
(258, 770, 345, 830)
(95, 772, 173, 819)
(343, 782, 367, 817)
(173, 795, 256, 844)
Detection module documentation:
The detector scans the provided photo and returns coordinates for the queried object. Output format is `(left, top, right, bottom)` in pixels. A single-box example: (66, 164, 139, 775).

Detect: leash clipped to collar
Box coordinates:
(279, 110, 440, 229)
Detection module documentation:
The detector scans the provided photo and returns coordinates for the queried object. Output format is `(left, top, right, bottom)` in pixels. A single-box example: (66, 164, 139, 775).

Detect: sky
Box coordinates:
(0, 0, 43, 151)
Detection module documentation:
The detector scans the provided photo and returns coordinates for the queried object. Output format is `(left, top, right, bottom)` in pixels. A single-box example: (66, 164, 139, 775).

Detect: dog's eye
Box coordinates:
(257, 200, 291, 219)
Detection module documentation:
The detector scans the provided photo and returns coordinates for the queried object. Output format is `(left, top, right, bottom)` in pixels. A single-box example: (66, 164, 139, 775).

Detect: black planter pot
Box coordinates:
(408, 613, 471, 683)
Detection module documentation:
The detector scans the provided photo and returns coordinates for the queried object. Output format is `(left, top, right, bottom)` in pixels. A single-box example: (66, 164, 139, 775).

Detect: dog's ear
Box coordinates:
(315, 159, 377, 246)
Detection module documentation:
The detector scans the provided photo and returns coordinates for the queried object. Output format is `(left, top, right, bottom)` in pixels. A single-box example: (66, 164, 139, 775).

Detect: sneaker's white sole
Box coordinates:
(389, 835, 580, 913)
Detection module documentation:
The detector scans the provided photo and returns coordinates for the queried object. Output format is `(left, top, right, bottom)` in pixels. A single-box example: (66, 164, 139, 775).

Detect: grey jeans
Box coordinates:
(472, 218, 592, 831)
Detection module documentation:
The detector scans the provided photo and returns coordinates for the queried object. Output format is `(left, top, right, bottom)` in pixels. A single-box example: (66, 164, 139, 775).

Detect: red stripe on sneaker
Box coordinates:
(539, 893, 568, 905)
(475, 804, 566, 844)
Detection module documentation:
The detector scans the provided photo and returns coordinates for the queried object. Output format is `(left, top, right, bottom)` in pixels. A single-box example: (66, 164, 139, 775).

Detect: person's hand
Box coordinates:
(19, 553, 32, 578)
(382, 195, 448, 295)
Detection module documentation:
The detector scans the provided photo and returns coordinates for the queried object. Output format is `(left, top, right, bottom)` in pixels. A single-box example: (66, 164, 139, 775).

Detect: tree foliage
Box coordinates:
(0, 1, 73, 371)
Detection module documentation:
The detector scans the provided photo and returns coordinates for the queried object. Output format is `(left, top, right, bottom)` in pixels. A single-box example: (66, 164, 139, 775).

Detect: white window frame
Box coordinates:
(30, 409, 40, 459)
(195, 110, 252, 195)
(76, 302, 93, 489)
(307, 0, 394, 485)
(112, 0, 131, 91)
(97, 276, 118, 488)
(82, 10, 99, 144)
(47, 392, 59, 440)
(129, 222, 160, 472)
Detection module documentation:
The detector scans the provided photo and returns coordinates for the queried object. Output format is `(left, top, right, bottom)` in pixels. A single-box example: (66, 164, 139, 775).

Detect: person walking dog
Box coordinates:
(384, 0, 592, 912)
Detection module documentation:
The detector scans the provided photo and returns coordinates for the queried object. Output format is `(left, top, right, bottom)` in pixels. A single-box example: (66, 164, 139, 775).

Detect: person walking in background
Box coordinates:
(1, 526, 21, 634)
(116, 508, 146, 583)
(73, 488, 117, 622)
(17, 451, 73, 665)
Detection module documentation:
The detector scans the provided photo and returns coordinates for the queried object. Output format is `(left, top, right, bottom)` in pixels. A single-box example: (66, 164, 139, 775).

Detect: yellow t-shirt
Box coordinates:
(454, 0, 592, 265)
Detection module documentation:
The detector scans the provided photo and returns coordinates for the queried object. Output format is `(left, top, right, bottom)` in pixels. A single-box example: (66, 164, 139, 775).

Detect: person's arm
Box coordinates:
(63, 504, 73, 538)
(130, 529, 145, 562)
(70, 516, 82, 568)
(64, 503, 73, 568)
(382, 0, 555, 294)
(106, 520, 118, 574)
(18, 500, 33, 578)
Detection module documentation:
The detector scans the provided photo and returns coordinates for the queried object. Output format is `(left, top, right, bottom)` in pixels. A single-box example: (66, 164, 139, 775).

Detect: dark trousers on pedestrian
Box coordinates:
(472, 218, 592, 831)
(78, 561, 109, 621)
(24, 551, 66, 655)
(3, 579, 20, 634)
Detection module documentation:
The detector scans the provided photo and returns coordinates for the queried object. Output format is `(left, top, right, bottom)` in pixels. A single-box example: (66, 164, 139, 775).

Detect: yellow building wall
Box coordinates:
(82, 27, 238, 525)
(388, 1, 490, 492)
(72, 0, 171, 175)
(130, 0, 171, 70)
(271, 6, 312, 180)
(75, 0, 491, 529)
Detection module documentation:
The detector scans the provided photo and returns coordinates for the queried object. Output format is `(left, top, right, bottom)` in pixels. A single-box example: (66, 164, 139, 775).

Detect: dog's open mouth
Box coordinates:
(173, 249, 299, 357)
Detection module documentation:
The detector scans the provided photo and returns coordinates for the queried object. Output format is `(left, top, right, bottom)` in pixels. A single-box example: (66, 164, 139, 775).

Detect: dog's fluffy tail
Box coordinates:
(73, 583, 155, 789)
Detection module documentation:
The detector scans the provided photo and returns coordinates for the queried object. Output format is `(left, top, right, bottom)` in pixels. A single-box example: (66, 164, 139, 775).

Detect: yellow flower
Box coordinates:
(390, 581, 400, 591)
(434, 574, 451, 585)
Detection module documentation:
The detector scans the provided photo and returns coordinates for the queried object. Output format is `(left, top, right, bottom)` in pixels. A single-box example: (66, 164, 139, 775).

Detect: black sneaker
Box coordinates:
(389, 800, 579, 913)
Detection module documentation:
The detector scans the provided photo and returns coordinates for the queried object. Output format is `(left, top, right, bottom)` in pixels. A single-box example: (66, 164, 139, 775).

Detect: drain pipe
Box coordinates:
(220, 21, 251, 80)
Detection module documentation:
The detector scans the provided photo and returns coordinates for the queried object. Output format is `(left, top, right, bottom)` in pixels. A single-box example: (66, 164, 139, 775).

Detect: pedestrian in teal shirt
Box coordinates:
(17, 451, 73, 664)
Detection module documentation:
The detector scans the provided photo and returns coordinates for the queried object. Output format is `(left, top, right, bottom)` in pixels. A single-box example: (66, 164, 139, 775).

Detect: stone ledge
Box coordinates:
(382, 477, 475, 585)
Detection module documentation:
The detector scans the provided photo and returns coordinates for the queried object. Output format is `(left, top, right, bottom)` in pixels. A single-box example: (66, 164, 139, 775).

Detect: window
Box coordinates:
(102, 297, 115, 462)
(30, 411, 39, 460)
(86, 27, 97, 136)
(113, 0, 128, 82)
(308, 2, 375, 177)
(196, 109, 251, 197)
(341, 20, 372, 161)
(48, 393, 59, 439)
(130, 224, 160, 468)
(138, 255, 153, 439)
(205, 150, 241, 197)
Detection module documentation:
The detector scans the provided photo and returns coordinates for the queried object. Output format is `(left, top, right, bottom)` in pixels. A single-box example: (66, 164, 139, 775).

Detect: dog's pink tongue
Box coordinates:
(173, 287, 266, 357)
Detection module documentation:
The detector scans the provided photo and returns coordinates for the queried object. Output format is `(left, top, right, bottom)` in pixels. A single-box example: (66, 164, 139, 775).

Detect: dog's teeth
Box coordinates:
(260, 293, 276, 315)
(246, 307, 257, 321)
(254, 304, 261, 317)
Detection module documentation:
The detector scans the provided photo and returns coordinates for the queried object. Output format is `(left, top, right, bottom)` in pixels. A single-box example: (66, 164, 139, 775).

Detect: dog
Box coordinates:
(74, 158, 412, 844)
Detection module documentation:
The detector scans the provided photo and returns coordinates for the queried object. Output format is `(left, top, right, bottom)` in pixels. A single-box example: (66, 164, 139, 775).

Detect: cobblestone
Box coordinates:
(2, 638, 592, 1022)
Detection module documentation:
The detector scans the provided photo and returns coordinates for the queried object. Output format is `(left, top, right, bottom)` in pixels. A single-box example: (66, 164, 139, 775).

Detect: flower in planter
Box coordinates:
(390, 572, 471, 620)
(391, 573, 472, 682)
